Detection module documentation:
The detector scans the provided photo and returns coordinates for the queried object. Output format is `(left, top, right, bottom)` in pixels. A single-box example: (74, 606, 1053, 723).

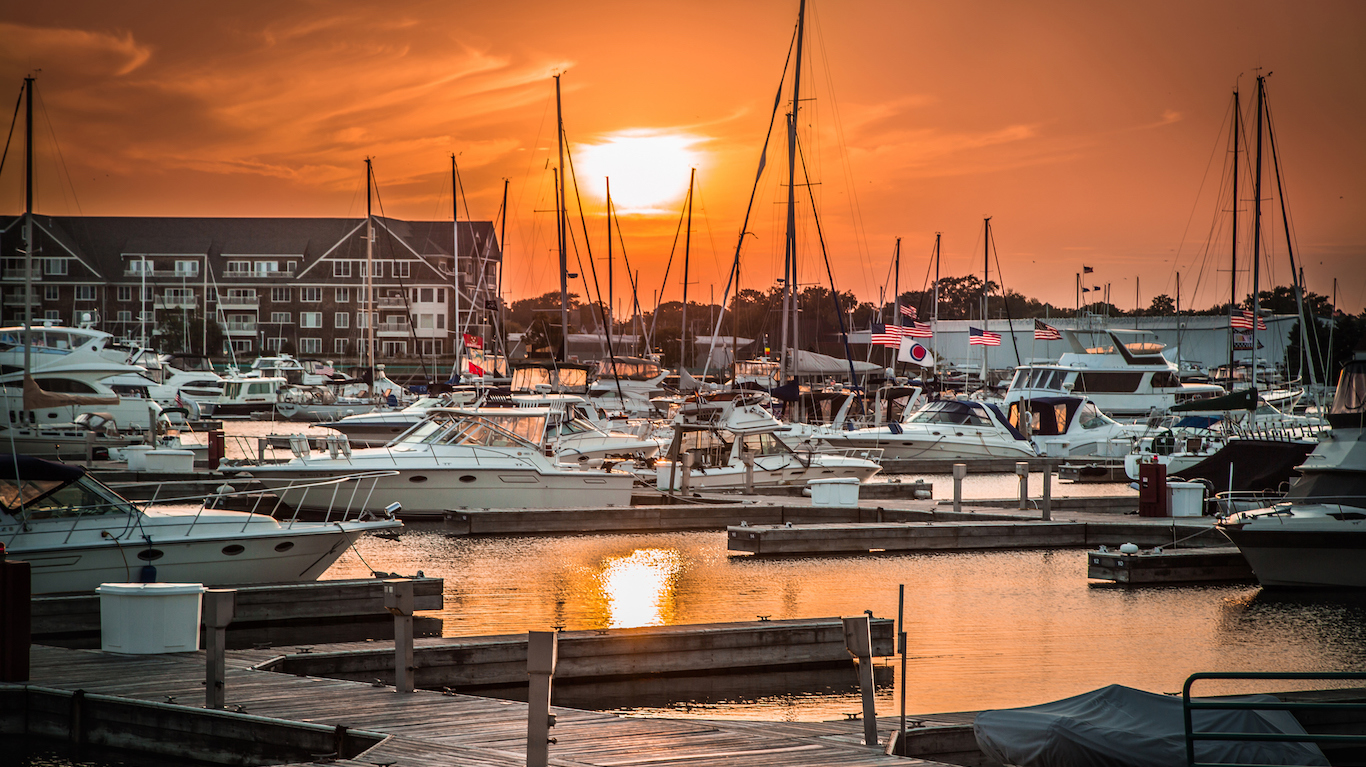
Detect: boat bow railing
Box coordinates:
(127, 470, 403, 532)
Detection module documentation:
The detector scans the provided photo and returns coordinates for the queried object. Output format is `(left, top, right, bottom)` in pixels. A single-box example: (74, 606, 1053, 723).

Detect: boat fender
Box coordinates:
(139, 563, 157, 582)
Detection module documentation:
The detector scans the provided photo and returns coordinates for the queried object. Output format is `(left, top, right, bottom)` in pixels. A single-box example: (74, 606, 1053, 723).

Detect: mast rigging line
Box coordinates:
(795, 125, 859, 387)
(988, 223, 1023, 366)
(370, 168, 434, 385)
(0, 83, 23, 183)
(647, 184, 692, 349)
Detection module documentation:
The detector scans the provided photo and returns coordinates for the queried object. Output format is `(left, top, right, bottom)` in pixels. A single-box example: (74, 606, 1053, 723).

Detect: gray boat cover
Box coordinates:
(973, 684, 1328, 767)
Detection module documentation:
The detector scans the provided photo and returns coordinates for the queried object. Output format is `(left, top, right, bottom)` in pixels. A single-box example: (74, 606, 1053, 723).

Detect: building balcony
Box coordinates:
(376, 321, 411, 337)
(224, 321, 257, 336)
(2, 269, 41, 280)
(154, 297, 199, 310)
(376, 296, 406, 308)
(217, 296, 259, 309)
(123, 267, 199, 278)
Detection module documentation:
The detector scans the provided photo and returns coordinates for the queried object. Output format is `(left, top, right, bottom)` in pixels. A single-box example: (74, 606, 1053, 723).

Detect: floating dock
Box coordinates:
(32, 578, 444, 649)
(262, 617, 895, 689)
(727, 520, 1225, 555)
(1086, 546, 1256, 584)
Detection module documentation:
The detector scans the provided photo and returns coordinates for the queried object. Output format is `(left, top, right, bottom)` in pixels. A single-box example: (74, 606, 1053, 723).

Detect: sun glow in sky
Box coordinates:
(576, 131, 704, 213)
(2, 1, 1364, 311)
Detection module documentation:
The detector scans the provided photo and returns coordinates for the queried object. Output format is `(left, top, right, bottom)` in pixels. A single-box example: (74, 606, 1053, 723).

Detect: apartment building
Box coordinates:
(0, 215, 502, 362)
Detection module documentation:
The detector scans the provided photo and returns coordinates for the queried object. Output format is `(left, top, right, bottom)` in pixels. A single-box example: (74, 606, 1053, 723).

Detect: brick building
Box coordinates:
(1, 215, 502, 364)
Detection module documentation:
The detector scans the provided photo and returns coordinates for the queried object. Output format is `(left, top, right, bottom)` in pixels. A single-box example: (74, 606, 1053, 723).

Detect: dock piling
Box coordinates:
(526, 630, 559, 767)
(843, 615, 879, 746)
(1016, 462, 1029, 509)
(742, 450, 755, 493)
(382, 580, 415, 693)
(1042, 466, 1053, 521)
(202, 589, 235, 709)
(952, 464, 966, 513)
(680, 453, 693, 495)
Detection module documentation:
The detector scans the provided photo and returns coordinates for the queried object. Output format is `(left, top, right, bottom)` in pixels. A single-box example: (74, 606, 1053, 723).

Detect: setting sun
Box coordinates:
(576, 130, 704, 214)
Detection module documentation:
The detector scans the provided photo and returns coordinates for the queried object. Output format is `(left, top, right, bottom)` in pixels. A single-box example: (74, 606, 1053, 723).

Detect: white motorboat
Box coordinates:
(0, 454, 401, 594)
(247, 408, 637, 517)
(1005, 395, 1143, 459)
(318, 392, 478, 446)
(820, 398, 1036, 461)
(273, 384, 378, 422)
(588, 356, 672, 417)
(205, 375, 288, 418)
(655, 392, 882, 490)
(1003, 329, 1225, 418)
(1215, 356, 1366, 588)
(128, 350, 225, 417)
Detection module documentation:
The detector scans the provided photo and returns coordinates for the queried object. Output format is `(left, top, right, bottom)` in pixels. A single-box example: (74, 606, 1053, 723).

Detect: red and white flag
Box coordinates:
(899, 305, 917, 319)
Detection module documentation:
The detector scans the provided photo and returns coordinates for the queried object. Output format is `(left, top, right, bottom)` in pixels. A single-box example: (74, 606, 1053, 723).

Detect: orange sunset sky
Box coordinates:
(3, 1, 1364, 312)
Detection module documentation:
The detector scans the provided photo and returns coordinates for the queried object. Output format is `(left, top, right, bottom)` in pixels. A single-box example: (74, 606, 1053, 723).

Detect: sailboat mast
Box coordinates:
(365, 158, 375, 382)
(1250, 74, 1265, 393)
(982, 216, 991, 383)
(1229, 87, 1240, 373)
(499, 177, 509, 372)
(452, 155, 462, 373)
(555, 75, 570, 361)
(932, 231, 940, 378)
(1176, 272, 1182, 371)
(779, 0, 806, 385)
(22, 76, 33, 378)
(606, 177, 613, 349)
(892, 237, 901, 372)
(680, 169, 695, 372)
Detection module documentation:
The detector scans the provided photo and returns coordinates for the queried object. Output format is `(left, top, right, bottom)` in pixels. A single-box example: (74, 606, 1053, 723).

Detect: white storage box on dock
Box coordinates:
(655, 461, 682, 491)
(1168, 482, 1204, 517)
(808, 477, 860, 508)
(1043, 439, 1071, 457)
(97, 582, 205, 654)
(122, 444, 155, 471)
(143, 448, 194, 473)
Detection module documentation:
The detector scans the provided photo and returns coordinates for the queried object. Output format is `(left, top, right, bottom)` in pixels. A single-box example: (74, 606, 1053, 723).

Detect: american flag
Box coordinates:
(899, 305, 917, 319)
(1230, 310, 1267, 330)
(906, 321, 933, 338)
(870, 323, 902, 347)
(1034, 320, 1062, 340)
(969, 326, 1002, 346)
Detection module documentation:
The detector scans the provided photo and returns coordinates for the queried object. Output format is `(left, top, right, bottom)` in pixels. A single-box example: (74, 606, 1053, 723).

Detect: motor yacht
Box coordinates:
(0, 454, 401, 594)
(246, 408, 637, 517)
(655, 392, 882, 490)
(1005, 395, 1143, 459)
(1003, 329, 1224, 418)
(317, 392, 479, 446)
(820, 397, 1036, 461)
(588, 356, 672, 417)
(1216, 355, 1366, 588)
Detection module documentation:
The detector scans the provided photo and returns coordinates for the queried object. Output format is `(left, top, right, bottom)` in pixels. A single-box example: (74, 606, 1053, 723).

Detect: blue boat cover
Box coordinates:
(973, 684, 1327, 767)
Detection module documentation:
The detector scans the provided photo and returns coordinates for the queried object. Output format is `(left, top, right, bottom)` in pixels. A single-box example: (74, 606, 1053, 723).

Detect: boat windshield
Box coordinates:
(595, 358, 662, 380)
(1, 474, 135, 520)
(908, 401, 993, 427)
(547, 417, 599, 438)
(1010, 368, 1068, 392)
(740, 432, 788, 456)
(1328, 361, 1366, 428)
(400, 412, 546, 448)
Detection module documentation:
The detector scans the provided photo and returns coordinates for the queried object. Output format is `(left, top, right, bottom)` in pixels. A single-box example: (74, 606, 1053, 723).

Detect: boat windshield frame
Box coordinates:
(1, 472, 137, 521)
(396, 410, 547, 449)
(908, 400, 994, 427)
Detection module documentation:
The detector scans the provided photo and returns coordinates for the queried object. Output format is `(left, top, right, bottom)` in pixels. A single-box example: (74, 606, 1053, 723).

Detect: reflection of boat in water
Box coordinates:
(249, 408, 637, 516)
(1216, 355, 1366, 588)
(0, 454, 400, 594)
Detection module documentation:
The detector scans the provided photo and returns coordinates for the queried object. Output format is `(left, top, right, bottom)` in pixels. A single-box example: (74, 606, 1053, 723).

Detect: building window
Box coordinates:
(300, 312, 322, 328)
(225, 260, 250, 275)
(356, 287, 369, 304)
(300, 338, 322, 354)
(394, 261, 410, 279)
(420, 339, 444, 355)
(44, 285, 60, 300)
(174, 260, 199, 276)
(382, 341, 407, 356)
(141, 286, 154, 302)
(334, 338, 349, 355)
(436, 288, 445, 302)
(270, 312, 291, 324)
(271, 287, 291, 302)
(254, 261, 279, 276)
(356, 311, 369, 329)
(418, 313, 435, 329)
(333, 261, 352, 278)
(334, 312, 349, 329)
(117, 286, 132, 302)
(44, 259, 68, 276)
(437, 313, 445, 329)
(206, 286, 217, 302)
(335, 287, 350, 302)
(116, 310, 132, 322)
(44, 310, 60, 321)
(265, 337, 284, 352)
(228, 339, 253, 354)
(301, 287, 321, 302)
(420, 288, 433, 303)
(75, 285, 97, 301)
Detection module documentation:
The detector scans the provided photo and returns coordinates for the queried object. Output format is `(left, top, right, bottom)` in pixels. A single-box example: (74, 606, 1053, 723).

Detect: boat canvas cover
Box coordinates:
(973, 684, 1326, 767)
(784, 349, 882, 376)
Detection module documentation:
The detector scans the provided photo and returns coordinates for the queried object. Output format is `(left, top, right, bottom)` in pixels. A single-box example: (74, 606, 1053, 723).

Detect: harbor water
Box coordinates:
(323, 524, 1366, 721)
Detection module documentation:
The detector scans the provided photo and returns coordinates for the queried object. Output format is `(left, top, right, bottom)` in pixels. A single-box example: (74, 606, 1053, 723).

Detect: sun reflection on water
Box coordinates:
(597, 548, 682, 628)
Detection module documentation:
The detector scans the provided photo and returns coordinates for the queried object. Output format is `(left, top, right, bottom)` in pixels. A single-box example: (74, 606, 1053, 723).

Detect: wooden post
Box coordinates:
(952, 463, 966, 513)
(680, 452, 693, 495)
(383, 580, 415, 693)
(85, 431, 95, 467)
(1016, 462, 1029, 510)
(203, 589, 236, 709)
(843, 615, 878, 746)
(526, 630, 559, 767)
(1041, 465, 1052, 521)
(741, 450, 755, 493)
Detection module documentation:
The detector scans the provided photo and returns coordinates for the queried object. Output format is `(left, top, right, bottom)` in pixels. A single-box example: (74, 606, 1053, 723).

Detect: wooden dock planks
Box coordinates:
(25, 645, 931, 766)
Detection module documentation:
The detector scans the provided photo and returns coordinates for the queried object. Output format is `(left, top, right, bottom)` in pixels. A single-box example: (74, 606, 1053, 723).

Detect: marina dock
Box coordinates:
(21, 645, 928, 767)
(1086, 546, 1256, 584)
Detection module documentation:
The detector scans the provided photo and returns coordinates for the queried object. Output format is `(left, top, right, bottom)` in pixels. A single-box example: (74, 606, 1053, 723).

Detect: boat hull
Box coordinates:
(1219, 526, 1366, 588)
(822, 433, 1033, 461)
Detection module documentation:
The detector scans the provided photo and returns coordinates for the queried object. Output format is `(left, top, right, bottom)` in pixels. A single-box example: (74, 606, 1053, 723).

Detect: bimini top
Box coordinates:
(0, 454, 87, 483)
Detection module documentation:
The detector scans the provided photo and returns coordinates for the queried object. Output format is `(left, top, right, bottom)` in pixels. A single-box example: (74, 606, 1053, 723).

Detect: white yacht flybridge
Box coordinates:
(1003, 329, 1224, 418)
(589, 356, 672, 417)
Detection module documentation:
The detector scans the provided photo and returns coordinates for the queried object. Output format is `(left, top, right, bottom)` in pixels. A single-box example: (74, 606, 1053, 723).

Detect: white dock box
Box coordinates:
(143, 448, 195, 473)
(122, 444, 155, 471)
(97, 582, 205, 654)
(655, 461, 683, 491)
(1168, 481, 1205, 518)
(808, 477, 860, 508)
